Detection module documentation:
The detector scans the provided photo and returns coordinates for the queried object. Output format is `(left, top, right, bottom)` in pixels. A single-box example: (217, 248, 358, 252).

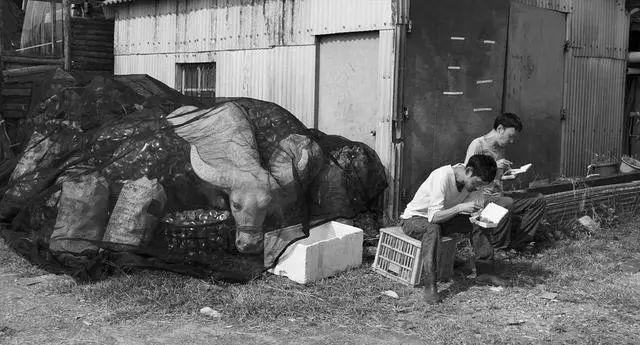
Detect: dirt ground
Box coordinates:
(0, 263, 423, 345)
(2, 217, 640, 344)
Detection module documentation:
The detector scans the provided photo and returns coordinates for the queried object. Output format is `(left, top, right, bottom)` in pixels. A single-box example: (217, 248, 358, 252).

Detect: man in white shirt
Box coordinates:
(464, 113, 546, 252)
(401, 155, 505, 304)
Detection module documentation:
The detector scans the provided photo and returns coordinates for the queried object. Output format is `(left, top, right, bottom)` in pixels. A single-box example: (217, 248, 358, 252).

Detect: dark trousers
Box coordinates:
(401, 215, 495, 283)
(490, 192, 547, 250)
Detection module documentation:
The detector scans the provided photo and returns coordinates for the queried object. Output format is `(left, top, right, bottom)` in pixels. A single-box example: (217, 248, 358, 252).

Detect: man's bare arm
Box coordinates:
(431, 202, 480, 224)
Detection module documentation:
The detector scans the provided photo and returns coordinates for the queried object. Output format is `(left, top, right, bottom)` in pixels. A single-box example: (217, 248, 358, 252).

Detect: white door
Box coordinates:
(316, 31, 379, 149)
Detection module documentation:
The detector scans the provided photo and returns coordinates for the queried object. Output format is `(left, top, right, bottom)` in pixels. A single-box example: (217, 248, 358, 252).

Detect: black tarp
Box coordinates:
(0, 73, 387, 282)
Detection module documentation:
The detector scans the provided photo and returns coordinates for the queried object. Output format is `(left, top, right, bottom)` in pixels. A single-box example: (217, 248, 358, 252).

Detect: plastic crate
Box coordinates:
(372, 227, 455, 287)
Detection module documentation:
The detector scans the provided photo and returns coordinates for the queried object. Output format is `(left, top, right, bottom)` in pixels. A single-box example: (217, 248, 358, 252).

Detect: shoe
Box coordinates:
(510, 242, 536, 256)
(476, 274, 508, 286)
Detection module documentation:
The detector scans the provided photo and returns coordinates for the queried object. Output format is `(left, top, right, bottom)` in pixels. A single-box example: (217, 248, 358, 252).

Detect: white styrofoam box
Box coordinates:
(269, 221, 364, 284)
(480, 202, 509, 224)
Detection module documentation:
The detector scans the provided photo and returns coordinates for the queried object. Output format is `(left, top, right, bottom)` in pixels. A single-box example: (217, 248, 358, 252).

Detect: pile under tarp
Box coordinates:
(0, 73, 387, 282)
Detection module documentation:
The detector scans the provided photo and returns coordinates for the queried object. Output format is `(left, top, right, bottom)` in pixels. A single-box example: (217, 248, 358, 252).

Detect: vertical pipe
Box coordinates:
(0, 0, 4, 120)
(51, 0, 57, 55)
(62, 0, 71, 71)
(197, 64, 202, 99)
(0, 0, 4, 67)
(560, 9, 571, 175)
(181, 65, 185, 93)
(392, 22, 406, 219)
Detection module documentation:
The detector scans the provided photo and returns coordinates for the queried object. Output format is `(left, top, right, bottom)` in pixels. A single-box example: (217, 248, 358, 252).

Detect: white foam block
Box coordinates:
(269, 221, 363, 284)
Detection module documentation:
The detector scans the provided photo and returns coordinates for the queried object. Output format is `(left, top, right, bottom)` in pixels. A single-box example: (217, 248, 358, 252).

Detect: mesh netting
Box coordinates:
(0, 73, 387, 282)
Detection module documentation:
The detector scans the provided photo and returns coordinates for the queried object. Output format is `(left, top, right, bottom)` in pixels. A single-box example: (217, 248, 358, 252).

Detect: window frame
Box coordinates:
(175, 62, 216, 103)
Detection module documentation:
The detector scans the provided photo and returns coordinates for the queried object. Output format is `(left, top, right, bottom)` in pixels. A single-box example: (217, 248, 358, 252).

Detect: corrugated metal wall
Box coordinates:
(113, 0, 396, 128)
(569, 0, 627, 59)
(113, 0, 318, 125)
(114, 0, 314, 55)
(563, 58, 627, 175)
(112, 0, 395, 51)
(561, 0, 629, 176)
(216, 46, 317, 126)
(513, 0, 573, 12)
(112, 0, 396, 54)
(115, 46, 316, 125)
(308, 0, 394, 34)
(113, 0, 394, 55)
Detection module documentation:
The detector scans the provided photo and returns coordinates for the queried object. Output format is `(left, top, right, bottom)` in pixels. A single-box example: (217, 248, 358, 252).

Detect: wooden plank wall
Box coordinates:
(1, 66, 59, 120)
(1, 66, 59, 154)
(0, 17, 114, 153)
(70, 17, 114, 72)
(0, 17, 114, 129)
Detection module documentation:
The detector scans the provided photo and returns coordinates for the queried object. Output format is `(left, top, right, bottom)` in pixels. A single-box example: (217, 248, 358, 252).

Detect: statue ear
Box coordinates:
(268, 134, 322, 188)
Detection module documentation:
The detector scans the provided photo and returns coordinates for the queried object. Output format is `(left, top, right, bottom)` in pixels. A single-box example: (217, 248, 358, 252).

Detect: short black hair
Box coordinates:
(466, 154, 497, 182)
(494, 112, 523, 132)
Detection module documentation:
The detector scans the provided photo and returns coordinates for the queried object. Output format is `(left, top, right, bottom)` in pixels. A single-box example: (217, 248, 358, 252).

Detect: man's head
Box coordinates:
(463, 154, 497, 191)
(493, 113, 523, 147)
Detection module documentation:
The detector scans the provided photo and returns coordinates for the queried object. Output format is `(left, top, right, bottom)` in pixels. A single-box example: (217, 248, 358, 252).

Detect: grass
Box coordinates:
(2, 215, 640, 344)
(0, 239, 48, 278)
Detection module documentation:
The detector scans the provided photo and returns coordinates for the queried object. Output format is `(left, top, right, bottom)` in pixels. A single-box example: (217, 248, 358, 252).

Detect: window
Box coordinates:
(175, 63, 216, 103)
(17, 0, 64, 57)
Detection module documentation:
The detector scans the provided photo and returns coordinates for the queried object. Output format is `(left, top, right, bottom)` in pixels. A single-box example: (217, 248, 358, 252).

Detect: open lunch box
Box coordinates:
(468, 203, 509, 229)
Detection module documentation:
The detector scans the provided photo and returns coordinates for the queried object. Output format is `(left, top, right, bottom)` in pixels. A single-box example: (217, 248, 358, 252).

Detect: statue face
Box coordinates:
(229, 187, 272, 254)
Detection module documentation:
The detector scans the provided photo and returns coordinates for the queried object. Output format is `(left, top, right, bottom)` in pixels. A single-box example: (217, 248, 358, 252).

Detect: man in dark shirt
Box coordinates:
(464, 113, 546, 252)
